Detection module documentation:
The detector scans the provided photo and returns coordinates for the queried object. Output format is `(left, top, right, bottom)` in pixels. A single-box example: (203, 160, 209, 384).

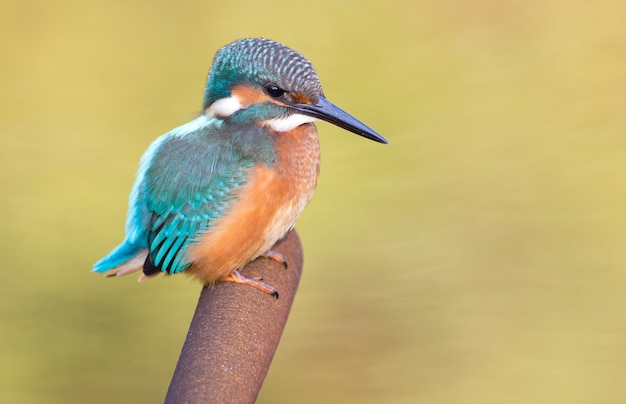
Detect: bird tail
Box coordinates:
(92, 241, 148, 277)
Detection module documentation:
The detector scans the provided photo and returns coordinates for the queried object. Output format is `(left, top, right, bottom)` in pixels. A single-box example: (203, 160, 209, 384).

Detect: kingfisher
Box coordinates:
(92, 38, 387, 297)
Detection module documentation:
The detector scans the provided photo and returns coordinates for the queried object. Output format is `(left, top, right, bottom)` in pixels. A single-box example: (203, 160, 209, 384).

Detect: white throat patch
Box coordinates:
(264, 113, 317, 132)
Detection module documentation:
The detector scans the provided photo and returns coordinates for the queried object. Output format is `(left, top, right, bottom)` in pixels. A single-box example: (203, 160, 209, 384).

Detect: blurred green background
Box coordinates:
(2, 0, 625, 402)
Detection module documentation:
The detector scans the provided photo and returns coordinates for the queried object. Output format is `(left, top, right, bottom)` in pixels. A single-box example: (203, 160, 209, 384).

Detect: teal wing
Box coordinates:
(144, 123, 255, 274)
(134, 117, 258, 275)
(95, 115, 277, 276)
(144, 171, 250, 274)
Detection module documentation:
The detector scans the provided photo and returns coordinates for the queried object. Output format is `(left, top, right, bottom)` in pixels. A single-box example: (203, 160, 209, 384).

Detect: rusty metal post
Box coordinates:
(164, 230, 303, 403)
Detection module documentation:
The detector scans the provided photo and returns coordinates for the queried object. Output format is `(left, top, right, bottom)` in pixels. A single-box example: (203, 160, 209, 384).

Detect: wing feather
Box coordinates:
(138, 119, 257, 275)
(110, 115, 276, 276)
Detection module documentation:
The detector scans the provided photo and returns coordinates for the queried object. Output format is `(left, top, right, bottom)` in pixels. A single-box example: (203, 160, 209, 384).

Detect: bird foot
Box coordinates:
(221, 270, 279, 298)
(259, 250, 288, 268)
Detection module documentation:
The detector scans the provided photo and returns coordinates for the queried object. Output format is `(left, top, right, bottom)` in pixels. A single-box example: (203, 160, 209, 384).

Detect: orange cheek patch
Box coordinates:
(231, 85, 312, 108)
(231, 85, 272, 108)
(291, 93, 311, 104)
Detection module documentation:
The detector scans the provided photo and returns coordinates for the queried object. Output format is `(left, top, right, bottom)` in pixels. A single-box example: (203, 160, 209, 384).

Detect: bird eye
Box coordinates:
(265, 85, 285, 98)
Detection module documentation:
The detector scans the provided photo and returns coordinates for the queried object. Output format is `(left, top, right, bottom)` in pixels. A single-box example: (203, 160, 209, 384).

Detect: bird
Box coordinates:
(92, 38, 387, 297)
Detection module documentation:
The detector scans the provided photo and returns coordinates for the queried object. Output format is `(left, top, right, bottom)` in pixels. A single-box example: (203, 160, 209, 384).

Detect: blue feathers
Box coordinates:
(92, 240, 144, 273)
(203, 38, 322, 109)
(93, 115, 273, 275)
(94, 38, 383, 285)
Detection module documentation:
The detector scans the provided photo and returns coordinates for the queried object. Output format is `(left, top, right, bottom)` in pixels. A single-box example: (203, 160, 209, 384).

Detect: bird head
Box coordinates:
(202, 38, 387, 144)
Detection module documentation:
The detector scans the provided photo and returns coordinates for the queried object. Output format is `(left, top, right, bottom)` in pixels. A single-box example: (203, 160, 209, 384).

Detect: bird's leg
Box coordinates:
(259, 250, 288, 268)
(221, 270, 279, 298)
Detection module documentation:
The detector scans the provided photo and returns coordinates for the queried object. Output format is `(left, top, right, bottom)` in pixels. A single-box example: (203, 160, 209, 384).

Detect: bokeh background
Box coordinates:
(2, 0, 625, 402)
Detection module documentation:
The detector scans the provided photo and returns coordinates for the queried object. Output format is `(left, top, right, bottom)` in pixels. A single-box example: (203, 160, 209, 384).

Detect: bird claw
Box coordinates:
(221, 270, 279, 298)
(259, 250, 288, 268)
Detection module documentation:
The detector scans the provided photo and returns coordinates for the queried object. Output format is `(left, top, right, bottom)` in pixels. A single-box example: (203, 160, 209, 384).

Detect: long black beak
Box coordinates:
(292, 96, 388, 144)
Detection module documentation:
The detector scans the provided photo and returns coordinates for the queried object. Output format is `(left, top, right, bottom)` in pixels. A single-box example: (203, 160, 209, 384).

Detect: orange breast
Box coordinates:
(185, 123, 320, 283)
